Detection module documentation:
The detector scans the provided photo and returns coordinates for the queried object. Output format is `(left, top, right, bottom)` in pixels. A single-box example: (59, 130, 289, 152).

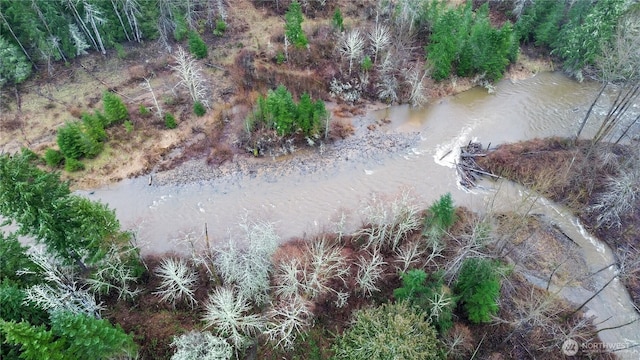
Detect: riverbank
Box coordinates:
(477, 137, 640, 307)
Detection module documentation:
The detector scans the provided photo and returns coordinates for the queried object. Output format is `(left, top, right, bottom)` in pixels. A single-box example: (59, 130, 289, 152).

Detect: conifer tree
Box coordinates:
(284, 1, 307, 49)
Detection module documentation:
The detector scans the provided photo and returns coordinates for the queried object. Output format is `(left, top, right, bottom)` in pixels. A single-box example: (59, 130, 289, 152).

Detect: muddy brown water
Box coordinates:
(84, 71, 638, 357)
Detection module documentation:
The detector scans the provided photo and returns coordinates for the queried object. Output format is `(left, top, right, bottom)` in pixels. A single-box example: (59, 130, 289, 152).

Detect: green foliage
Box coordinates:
(0, 313, 137, 360)
(81, 112, 107, 143)
(276, 52, 285, 64)
(193, 101, 206, 116)
(454, 258, 501, 324)
(214, 18, 227, 36)
(102, 92, 129, 125)
(515, 0, 565, 47)
(515, 0, 628, 75)
(56, 122, 85, 160)
(361, 55, 373, 72)
(425, 193, 456, 232)
(124, 120, 134, 133)
(393, 269, 455, 333)
(174, 16, 189, 42)
(0, 36, 31, 88)
(50, 312, 137, 359)
(0, 150, 120, 266)
(64, 157, 85, 172)
(138, 104, 150, 116)
(426, 2, 516, 81)
(0, 233, 41, 287)
(0, 283, 48, 325)
(114, 43, 126, 59)
(164, 113, 177, 129)
(188, 31, 208, 59)
(332, 302, 442, 359)
(44, 149, 64, 168)
(251, 85, 327, 137)
(285, 1, 308, 49)
(0, 320, 64, 360)
(57, 121, 102, 162)
(332, 8, 344, 32)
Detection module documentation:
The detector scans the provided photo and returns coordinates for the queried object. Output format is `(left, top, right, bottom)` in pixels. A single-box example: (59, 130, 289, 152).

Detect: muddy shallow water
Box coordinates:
(86, 72, 606, 252)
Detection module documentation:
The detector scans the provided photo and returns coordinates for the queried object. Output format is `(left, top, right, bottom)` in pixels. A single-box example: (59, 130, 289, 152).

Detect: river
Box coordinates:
(87, 71, 639, 358)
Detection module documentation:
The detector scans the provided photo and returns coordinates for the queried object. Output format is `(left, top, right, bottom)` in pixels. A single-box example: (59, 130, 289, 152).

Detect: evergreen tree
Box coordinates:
(57, 122, 86, 160)
(454, 258, 501, 324)
(284, 1, 307, 49)
(188, 31, 207, 59)
(102, 91, 129, 125)
(0, 36, 32, 88)
(0, 312, 137, 360)
(332, 7, 344, 32)
(0, 150, 121, 266)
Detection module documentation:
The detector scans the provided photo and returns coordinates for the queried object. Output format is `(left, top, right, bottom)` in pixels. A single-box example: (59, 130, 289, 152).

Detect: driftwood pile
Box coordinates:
(456, 141, 500, 188)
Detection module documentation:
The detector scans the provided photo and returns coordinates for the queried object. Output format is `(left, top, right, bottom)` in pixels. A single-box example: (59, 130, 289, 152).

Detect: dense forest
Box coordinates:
(1, 0, 639, 359)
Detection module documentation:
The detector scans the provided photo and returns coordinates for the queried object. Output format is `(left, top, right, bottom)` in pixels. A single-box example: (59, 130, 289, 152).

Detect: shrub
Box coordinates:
(424, 193, 456, 237)
(138, 104, 150, 116)
(124, 120, 134, 133)
(332, 302, 441, 360)
(454, 258, 501, 324)
(64, 157, 84, 172)
(361, 55, 373, 72)
(394, 269, 455, 333)
(57, 122, 86, 160)
(153, 258, 198, 308)
(214, 19, 227, 36)
(193, 101, 206, 116)
(188, 31, 208, 59)
(102, 92, 128, 125)
(171, 331, 232, 360)
(81, 112, 106, 142)
(174, 16, 189, 41)
(44, 149, 64, 168)
(332, 7, 344, 32)
(164, 113, 177, 129)
(202, 287, 264, 351)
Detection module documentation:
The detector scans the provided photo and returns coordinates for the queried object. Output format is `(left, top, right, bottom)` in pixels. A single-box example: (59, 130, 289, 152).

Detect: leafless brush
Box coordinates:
(403, 66, 427, 107)
(86, 245, 141, 301)
(202, 287, 265, 352)
(355, 250, 387, 297)
(264, 294, 314, 350)
(214, 219, 279, 305)
(154, 258, 198, 308)
(170, 330, 233, 360)
(590, 160, 639, 228)
(394, 240, 425, 273)
(356, 191, 421, 251)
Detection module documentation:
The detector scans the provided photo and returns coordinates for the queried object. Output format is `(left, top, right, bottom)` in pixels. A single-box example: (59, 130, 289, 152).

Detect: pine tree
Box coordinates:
(284, 1, 307, 49)
(188, 31, 208, 59)
(454, 258, 501, 324)
(102, 91, 129, 125)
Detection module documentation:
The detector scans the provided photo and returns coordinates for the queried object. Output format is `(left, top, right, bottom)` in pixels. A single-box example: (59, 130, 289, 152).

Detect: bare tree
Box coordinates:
(141, 78, 163, 118)
(339, 29, 365, 75)
(355, 250, 386, 297)
(368, 23, 390, 65)
(264, 294, 314, 350)
(171, 46, 209, 107)
(153, 258, 198, 308)
(404, 66, 428, 107)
